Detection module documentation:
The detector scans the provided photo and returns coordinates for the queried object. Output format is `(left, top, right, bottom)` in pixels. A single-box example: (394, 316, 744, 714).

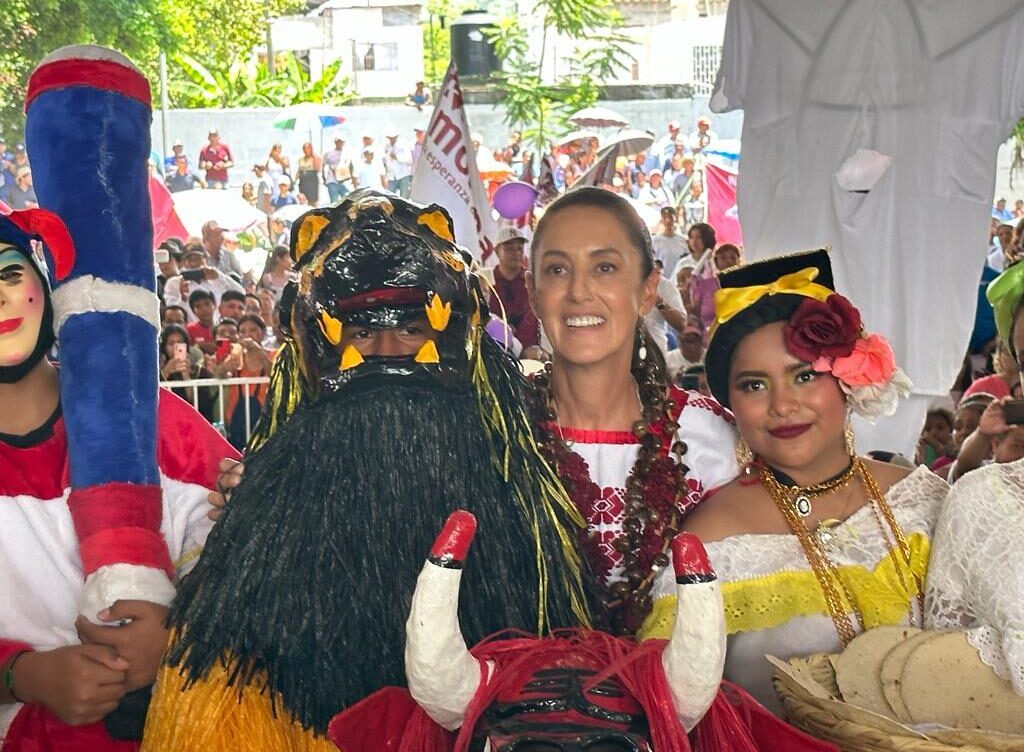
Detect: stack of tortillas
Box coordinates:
(770, 627, 1024, 752)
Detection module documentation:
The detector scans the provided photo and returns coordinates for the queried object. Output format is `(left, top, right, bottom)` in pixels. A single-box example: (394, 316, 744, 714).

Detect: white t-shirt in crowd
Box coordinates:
(652, 231, 689, 277)
(354, 160, 384, 190)
(644, 276, 685, 356)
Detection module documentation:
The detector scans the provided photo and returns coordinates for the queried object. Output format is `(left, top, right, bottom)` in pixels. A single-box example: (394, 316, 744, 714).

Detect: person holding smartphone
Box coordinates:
(161, 245, 244, 324)
(158, 325, 216, 421)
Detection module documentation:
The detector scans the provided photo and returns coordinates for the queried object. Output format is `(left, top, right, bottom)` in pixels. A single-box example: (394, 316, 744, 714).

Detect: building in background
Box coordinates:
(270, 0, 425, 99)
(517, 0, 728, 91)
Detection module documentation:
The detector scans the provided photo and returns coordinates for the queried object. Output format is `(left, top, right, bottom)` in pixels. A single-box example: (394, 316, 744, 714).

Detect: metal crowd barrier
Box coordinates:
(159, 376, 271, 441)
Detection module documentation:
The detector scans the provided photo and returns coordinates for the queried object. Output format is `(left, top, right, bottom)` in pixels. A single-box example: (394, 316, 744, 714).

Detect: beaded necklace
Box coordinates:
(531, 365, 690, 635)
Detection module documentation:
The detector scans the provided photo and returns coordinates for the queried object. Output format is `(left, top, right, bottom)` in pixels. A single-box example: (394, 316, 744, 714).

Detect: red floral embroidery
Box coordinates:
(591, 486, 625, 525)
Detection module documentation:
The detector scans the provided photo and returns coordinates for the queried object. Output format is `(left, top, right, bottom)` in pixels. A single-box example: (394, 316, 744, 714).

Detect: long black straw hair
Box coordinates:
(165, 361, 590, 733)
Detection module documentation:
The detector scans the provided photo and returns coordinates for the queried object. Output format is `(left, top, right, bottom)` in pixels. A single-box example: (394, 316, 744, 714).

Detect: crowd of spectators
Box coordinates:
(16, 107, 1017, 473)
(0, 137, 37, 210)
(156, 218, 286, 448)
(161, 124, 418, 210)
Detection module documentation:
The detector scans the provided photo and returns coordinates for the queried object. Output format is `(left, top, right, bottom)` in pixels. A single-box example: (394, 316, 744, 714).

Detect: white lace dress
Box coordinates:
(702, 466, 948, 713)
(925, 458, 1024, 696)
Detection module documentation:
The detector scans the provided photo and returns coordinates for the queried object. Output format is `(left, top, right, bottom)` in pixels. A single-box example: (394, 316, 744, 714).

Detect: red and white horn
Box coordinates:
(405, 510, 484, 730)
(661, 533, 726, 730)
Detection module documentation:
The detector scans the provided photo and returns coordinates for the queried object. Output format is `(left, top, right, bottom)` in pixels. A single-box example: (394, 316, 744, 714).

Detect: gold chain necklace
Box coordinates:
(766, 461, 856, 519)
(759, 458, 922, 647)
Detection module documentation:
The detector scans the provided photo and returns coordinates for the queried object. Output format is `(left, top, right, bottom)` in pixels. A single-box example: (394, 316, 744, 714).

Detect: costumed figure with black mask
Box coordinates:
(328, 511, 837, 752)
(142, 190, 590, 751)
(0, 45, 235, 750)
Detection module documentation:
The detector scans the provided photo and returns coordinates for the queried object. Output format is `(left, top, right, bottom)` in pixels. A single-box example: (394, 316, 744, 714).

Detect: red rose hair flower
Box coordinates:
(783, 294, 862, 363)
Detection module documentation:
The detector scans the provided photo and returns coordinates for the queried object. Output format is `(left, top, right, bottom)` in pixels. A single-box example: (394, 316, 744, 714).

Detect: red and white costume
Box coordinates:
(0, 391, 237, 750)
(556, 388, 739, 584)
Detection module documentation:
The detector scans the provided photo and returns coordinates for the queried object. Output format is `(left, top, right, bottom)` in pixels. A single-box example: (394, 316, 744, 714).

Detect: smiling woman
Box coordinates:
(682, 249, 948, 714)
(525, 187, 740, 637)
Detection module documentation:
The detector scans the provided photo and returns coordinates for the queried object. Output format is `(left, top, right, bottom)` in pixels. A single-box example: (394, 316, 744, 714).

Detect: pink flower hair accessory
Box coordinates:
(787, 297, 912, 420)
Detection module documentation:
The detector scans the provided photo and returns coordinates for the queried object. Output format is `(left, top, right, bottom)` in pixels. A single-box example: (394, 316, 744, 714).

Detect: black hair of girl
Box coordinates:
(926, 407, 954, 431)
(530, 187, 670, 393)
(239, 313, 267, 332)
(689, 222, 716, 251)
(160, 323, 191, 355)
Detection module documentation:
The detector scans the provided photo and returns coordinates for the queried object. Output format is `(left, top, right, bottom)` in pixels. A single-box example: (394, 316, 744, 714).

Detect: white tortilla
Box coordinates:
(880, 631, 942, 722)
(834, 625, 921, 718)
(901, 632, 1024, 734)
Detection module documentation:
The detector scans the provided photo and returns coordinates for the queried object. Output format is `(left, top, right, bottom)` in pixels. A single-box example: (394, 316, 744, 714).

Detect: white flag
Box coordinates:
(411, 62, 498, 265)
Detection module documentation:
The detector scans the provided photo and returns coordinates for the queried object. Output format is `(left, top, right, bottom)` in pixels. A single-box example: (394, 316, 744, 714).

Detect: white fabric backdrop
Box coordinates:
(712, 0, 1024, 456)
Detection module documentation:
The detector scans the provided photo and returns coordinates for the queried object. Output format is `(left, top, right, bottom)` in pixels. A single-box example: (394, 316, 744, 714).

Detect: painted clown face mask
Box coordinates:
(0, 245, 46, 368)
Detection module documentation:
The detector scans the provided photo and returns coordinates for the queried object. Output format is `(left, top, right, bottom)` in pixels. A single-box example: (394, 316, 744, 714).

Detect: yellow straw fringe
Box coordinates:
(142, 659, 337, 752)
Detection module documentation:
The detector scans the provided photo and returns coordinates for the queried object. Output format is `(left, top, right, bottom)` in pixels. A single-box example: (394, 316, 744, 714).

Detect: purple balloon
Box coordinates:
(492, 181, 538, 219)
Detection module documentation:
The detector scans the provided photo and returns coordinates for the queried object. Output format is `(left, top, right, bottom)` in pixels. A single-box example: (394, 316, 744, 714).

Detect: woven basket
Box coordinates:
(772, 654, 1024, 752)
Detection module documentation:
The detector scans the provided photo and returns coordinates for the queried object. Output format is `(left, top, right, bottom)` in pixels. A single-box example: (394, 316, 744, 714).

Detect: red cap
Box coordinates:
(429, 510, 477, 564)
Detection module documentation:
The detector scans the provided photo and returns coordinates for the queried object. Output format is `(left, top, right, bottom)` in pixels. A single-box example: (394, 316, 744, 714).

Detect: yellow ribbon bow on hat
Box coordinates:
(714, 267, 835, 325)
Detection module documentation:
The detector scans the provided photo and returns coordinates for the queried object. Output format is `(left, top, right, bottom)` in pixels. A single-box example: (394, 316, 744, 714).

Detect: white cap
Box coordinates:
(496, 226, 526, 245)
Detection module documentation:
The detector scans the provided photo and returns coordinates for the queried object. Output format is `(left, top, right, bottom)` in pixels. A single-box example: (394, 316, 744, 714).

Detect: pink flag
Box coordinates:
(705, 162, 743, 246)
(149, 175, 190, 247)
(0, 198, 11, 214)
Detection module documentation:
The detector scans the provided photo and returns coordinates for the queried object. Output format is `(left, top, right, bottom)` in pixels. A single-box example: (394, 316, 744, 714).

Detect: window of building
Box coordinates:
(354, 42, 400, 72)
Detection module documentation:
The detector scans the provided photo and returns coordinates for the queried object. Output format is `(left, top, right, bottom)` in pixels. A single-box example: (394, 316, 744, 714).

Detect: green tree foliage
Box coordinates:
(488, 0, 634, 151)
(0, 0, 303, 138)
(170, 53, 351, 109)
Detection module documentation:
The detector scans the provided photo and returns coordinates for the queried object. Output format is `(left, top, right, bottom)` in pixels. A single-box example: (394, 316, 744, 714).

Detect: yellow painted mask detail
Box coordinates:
(340, 345, 364, 370)
(417, 210, 454, 242)
(414, 340, 440, 364)
(425, 295, 452, 332)
(293, 214, 331, 263)
(318, 310, 343, 345)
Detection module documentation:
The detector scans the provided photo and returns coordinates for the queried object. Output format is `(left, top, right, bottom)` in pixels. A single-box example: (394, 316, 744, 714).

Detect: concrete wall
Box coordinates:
(150, 95, 744, 189)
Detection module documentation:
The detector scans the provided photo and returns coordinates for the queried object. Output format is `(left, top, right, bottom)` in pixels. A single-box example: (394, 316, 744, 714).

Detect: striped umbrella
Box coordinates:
(273, 102, 347, 143)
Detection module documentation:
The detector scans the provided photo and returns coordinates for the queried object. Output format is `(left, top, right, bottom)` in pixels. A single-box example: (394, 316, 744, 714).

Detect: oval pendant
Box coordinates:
(794, 495, 812, 517)
(816, 519, 842, 549)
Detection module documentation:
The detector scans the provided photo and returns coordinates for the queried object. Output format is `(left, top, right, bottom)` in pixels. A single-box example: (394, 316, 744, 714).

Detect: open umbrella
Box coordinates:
(556, 130, 600, 148)
(273, 102, 347, 143)
(569, 106, 630, 129)
(572, 129, 655, 189)
(476, 150, 515, 183)
(149, 175, 190, 245)
(171, 189, 267, 236)
(272, 204, 313, 223)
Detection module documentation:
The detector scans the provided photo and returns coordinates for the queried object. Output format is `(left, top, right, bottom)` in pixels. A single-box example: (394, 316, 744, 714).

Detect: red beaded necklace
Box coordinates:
(531, 373, 691, 634)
